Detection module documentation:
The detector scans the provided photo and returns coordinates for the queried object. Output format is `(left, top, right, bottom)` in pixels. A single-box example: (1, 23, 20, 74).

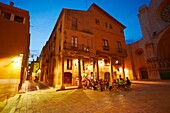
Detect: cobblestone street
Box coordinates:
(1, 82, 170, 113)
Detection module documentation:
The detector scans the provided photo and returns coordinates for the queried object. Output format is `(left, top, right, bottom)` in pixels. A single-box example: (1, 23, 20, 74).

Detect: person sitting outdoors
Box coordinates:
(112, 79, 117, 90)
(118, 75, 124, 86)
(125, 77, 131, 89)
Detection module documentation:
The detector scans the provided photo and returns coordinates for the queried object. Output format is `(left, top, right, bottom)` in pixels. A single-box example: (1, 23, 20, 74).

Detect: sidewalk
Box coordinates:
(0, 94, 21, 113)
(132, 80, 170, 85)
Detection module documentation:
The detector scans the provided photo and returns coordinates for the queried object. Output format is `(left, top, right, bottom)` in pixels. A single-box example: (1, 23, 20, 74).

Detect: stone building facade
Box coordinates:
(40, 3, 129, 89)
(127, 0, 170, 80)
(0, 2, 30, 94)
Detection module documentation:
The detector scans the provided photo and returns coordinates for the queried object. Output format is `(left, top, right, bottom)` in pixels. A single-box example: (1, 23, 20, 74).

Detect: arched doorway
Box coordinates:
(64, 72, 72, 84)
(157, 27, 170, 79)
(104, 72, 110, 80)
(139, 67, 148, 79)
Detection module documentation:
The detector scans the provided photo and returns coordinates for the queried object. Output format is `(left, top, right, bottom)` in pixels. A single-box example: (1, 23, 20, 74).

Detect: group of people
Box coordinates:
(82, 75, 131, 91)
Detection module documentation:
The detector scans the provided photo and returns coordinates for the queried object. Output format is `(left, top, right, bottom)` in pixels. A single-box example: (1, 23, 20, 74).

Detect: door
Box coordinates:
(64, 72, 72, 84)
(141, 70, 148, 79)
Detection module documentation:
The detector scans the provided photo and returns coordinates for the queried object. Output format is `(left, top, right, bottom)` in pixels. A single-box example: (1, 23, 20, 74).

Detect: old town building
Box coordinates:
(40, 3, 129, 89)
(0, 2, 30, 94)
(127, 0, 170, 80)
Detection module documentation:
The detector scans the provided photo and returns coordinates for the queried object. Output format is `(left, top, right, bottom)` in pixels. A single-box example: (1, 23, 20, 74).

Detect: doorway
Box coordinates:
(64, 72, 72, 84)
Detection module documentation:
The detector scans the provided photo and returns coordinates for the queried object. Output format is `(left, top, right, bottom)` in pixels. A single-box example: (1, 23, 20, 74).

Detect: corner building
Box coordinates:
(127, 0, 170, 80)
(40, 3, 128, 89)
(0, 2, 30, 93)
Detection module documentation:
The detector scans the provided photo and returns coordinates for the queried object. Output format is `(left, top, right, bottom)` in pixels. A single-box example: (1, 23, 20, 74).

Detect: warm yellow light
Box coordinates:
(125, 68, 129, 77)
(74, 59, 78, 66)
(13, 57, 22, 67)
(119, 68, 122, 73)
(98, 60, 103, 65)
(13, 57, 21, 63)
(20, 53, 23, 57)
(115, 60, 119, 64)
(37, 69, 41, 73)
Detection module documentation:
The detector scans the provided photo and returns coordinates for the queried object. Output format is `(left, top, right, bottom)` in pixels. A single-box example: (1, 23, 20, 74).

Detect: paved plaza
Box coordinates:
(1, 81, 170, 113)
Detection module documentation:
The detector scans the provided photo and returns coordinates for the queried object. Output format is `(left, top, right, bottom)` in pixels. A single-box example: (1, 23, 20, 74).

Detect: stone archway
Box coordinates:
(157, 26, 170, 79)
(157, 27, 170, 59)
(104, 72, 110, 80)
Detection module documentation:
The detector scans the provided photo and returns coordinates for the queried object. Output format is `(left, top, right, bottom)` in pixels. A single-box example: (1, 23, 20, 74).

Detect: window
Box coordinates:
(72, 17, 77, 30)
(14, 15, 24, 23)
(59, 39, 61, 52)
(54, 33, 56, 40)
(59, 21, 62, 33)
(103, 40, 109, 51)
(105, 22, 108, 28)
(0, 12, 11, 20)
(104, 59, 110, 66)
(120, 29, 123, 33)
(117, 41, 122, 52)
(95, 19, 100, 25)
(4, 13, 11, 20)
(71, 36, 77, 48)
(67, 59, 72, 70)
(160, 3, 170, 23)
(109, 24, 112, 29)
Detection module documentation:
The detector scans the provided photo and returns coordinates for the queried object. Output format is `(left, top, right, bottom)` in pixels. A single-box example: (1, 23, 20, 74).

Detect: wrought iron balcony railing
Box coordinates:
(63, 43, 90, 52)
(114, 48, 127, 57)
(103, 46, 109, 51)
(63, 42, 127, 57)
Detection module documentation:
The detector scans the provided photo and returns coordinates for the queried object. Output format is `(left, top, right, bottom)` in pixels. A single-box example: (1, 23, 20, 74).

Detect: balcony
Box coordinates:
(97, 48, 127, 58)
(63, 42, 90, 52)
(115, 48, 127, 57)
(103, 46, 109, 51)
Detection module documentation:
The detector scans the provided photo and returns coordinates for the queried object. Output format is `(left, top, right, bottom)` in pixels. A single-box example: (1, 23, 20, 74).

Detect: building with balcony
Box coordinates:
(127, 0, 170, 80)
(0, 2, 30, 95)
(40, 3, 129, 89)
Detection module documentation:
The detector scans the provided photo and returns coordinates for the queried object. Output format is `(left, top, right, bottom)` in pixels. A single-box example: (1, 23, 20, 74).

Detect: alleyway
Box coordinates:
(1, 81, 170, 113)
(19, 80, 51, 93)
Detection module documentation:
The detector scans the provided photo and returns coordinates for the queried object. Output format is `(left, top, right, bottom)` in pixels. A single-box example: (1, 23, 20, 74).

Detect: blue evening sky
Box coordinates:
(0, 0, 151, 57)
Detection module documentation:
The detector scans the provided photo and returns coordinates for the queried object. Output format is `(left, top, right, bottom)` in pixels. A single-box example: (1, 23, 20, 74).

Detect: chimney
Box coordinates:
(10, 2, 14, 7)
